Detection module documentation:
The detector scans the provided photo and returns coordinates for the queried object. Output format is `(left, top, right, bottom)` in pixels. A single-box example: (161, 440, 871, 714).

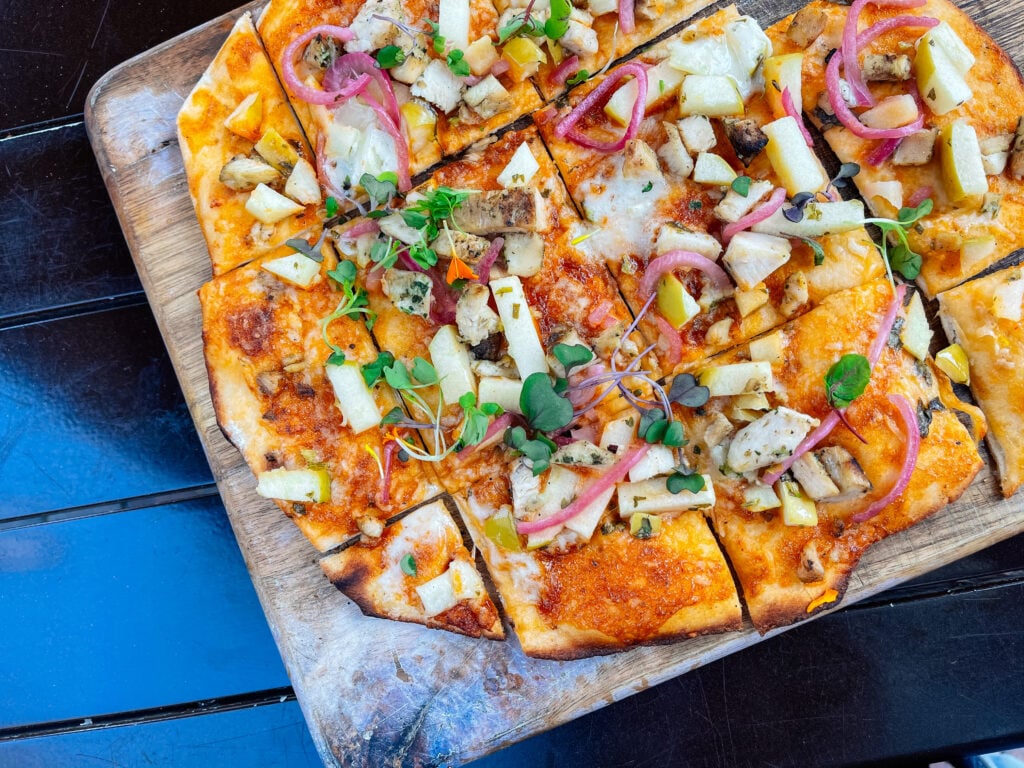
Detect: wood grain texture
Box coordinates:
(84, 0, 1024, 764)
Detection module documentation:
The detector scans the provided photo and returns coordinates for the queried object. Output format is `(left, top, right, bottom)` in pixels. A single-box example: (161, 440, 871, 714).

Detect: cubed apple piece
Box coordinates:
(617, 475, 716, 516)
(429, 325, 477, 404)
(679, 75, 744, 117)
(464, 36, 499, 76)
(705, 318, 734, 347)
(400, 100, 438, 155)
(491, 275, 548, 378)
(477, 377, 523, 414)
(390, 45, 429, 85)
(629, 512, 663, 539)
(254, 128, 300, 174)
(775, 477, 818, 526)
(588, 0, 617, 15)
(655, 223, 722, 260)
(935, 343, 970, 384)
(256, 467, 331, 504)
(438, 0, 471, 51)
(412, 60, 465, 114)
(732, 283, 770, 318)
(502, 37, 546, 82)
(485, 508, 522, 551)
(959, 235, 996, 273)
(992, 275, 1024, 321)
(714, 179, 774, 223)
(727, 407, 818, 472)
(245, 183, 305, 224)
(859, 94, 919, 129)
(676, 115, 717, 154)
(224, 92, 263, 141)
(261, 252, 321, 288)
(918, 21, 975, 75)
(464, 75, 513, 120)
(325, 361, 383, 434)
(763, 116, 826, 195)
(860, 179, 904, 213)
(658, 122, 694, 178)
(697, 360, 775, 397)
(723, 231, 792, 291)
(497, 142, 540, 188)
(915, 36, 972, 116)
(725, 16, 772, 79)
(939, 119, 988, 203)
(763, 53, 804, 120)
(284, 158, 321, 206)
(503, 232, 545, 277)
(604, 60, 686, 126)
(599, 415, 637, 454)
(900, 290, 932, 361)
(563, 484, 614, 543)
(693, 152, 738, 186)
(742, 483, 781, 512)
(752, 200, 865, 238)
(749, 330, 784, 363)
(982, 150, 1009, 176)
(415, 568, 460, 617)
(628, 444, 677, 483)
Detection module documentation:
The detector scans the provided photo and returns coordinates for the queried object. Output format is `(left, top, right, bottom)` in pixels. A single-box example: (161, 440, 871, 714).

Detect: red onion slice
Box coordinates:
(654, 314, 682, 367)
(721, 186, 786, 243)
(551, 54, 581, 86)
(281, 26, 358, 106)
(906, 185, 933, 208)
(378, 439, 399, 504)
(867, 282, 906, 365)
(473, 236, 504, 284)
(842, 0, 874, 107)
(618, 0, 635, 34)
(639, 250, 733, 298)
(851, 393, 920, 522)
(515, 443, 651, 534)
(554, 62, 648, 153)
(323, 52, 402, 127)
(588, 299, 614, 327)
(491, 58, 511, 77)
(338, 219, 381, 239)
(782, 87, 814, 147)
(866, 137, 901, 166)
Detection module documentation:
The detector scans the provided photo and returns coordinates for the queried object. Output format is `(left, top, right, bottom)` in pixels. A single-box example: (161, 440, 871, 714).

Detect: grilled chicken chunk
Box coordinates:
(452, 188, 551, 234)
(431, 229, 493, 264)
(816, 446, 873, 502)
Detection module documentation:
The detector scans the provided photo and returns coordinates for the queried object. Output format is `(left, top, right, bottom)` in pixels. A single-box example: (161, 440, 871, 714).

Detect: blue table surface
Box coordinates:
(2, 0, 1023, 765)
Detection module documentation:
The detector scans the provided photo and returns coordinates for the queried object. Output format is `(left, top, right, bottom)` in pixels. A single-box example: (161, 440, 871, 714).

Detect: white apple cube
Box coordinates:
(723, 231, 792, 291)
(763, 116, 826, 195)
(245, 183, 305, 224)
(693, 152, 738, 186)
(438, 0, 471, 51)
(325, 361, 383, 434)
(617, 475, 716, 516)
(604, 59, 686, 126)
(900, 290, 933, 361)
(429, 325, 477, 404)
(256, 467, 331, 503)
(497, 142, 540, 189)
(284, 158, 322, 206)
(260, 252, 321, 288)
(697, 360, 775, 397)
(490, 275, 548, 378)
(628, 444, 677, 483)
(477, 376, 523, 414)
(679, 75, 745, 117)
(752, 200, 865, 238)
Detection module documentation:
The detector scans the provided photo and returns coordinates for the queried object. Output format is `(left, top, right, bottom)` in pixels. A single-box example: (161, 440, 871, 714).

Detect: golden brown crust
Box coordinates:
(176, 13, 320, 275)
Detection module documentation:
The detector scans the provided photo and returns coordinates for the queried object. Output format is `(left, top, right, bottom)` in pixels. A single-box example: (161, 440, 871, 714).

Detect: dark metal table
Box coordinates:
(1, 0, 1023, 765)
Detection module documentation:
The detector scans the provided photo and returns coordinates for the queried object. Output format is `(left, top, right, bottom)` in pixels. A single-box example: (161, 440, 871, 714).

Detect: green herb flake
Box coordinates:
(825, 353, 871, 410)
(731, 175, 752, 197)
(667, 472, 705, 494)
(325, 196, 339, 218)
(688, 200, 702, 210)
(641, 181, 654, 193)
(446, 48, 470, 77)
(400, 553, 417, 576)
(375, 45, 406, 69)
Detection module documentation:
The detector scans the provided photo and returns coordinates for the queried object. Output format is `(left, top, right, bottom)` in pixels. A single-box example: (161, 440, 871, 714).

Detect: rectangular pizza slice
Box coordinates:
(537, 6, 886, 375)
(199, 242, 443, 551)
(330, 126, 656, 494)
(776, 0, 1024, 297)
(668, 278, 985, 632)
(320, 498, 505, 638)
(177, 12, 322, 275)
(937, 265, 1024, 497)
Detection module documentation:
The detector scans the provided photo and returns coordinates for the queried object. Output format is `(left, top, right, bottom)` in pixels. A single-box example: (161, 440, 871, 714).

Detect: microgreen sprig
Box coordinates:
(864, 198, 932, 282)
(824, 353, 871, 442)
(321, 260, 374, 364)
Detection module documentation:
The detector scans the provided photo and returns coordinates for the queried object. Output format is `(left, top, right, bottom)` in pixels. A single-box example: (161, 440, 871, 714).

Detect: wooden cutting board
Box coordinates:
(85, 1, 1024, 764)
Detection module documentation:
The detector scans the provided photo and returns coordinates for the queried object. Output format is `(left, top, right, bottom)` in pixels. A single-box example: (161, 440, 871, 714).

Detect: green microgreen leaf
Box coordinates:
(864, 198, 932, 287)
(326, 259, 357, 287)
(668, 373, 710, 408)
(400, 553, 417, 576)
(370, 238, 400, 269)
(325, 196, 339, 218)
(799, 236, 826, 267)
(825, 353, 871, 409)
(553, 343, 594, 375)
(505, 426, 555, 475)
(662, 420, 685, 448)
(381, 406, 405, 426)
(520, 372, 574, 432)
(544, 0, 571, 38)
(566, 69, 589, 86)
(446, 49, 470, 77)
(383, 361, 414, 390)
(362, 351, 396, 387)
(889, 242, 922, 279)
(400, 209, 430, 230)
(409, 240, 438, 269)
(411, 357, 439, 385)
(667, 471, 705, 494)
(359, 172, 398, 205)
(375, 45, 405, 69)
(731, 175, 752, 197)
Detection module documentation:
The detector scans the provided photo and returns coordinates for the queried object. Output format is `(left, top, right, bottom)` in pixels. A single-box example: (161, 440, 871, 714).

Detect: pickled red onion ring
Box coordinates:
(551, 54, 581, 86)
(867, 137, 901, 166)
(782, 87, 814, 146)
(906, 185, 933, 208)
(456, 413, 513, 461)
(722, 186, 786, 243)
(491, 58, 511, 77)
(515, 443, 650, 534)
(851, 393, 920, 522)
(761, 283, 906, 485)
(554, 62, 648, 152)
(281, 26, 357, 106)
(654, 315, 682, 367)
(639, 250, 732, 297)
(842, 0, 928, 107)
(474, 236, 504, 284)
(379, 439, 399, 504)
(323, 52, 402, 127)
(618, 0, 635, 34)
(338, 219, 380, 239)
(588, 299, 614, 326)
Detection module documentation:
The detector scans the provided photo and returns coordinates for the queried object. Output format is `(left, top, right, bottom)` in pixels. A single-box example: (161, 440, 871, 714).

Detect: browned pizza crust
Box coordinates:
(321, 499, 504, 639)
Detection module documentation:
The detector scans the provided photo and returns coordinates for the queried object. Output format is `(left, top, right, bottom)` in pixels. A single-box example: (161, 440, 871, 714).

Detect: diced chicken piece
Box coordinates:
(594, 320, 638, 358)
(471, 356, 518, 378)
(796, 540, 825, 582)
(658, 122, 694, 178)
(861, 53, 911, 81)
(303, 35, 339, 70)
(701, 411, 735, 449)
(723, 231, 792, 291)
(464, 75, 513, 120)
(383, 269, 433, 318)
(787, 5, 826, 48)
(379, 213, 424, 245)
(676, 115, 717, 154)
(816, 446, 873, 502)
(1010, 117, 1024, 180)
(713, 179, 773, 223)
(791, 452, 841, 500)
(589, 0, 617, 15)
(893, 129, 936, 166)
(983, 151, 1009, 175)
(560, 19, 599, 56)
(723, 119, 769, 166)
(219, 155, 281, 191)
(705, 318, 734, 347)
(431, 228, 492, 264)
(545, 327, 591, 377)
(456, 283, 501, 345)
(656, 223, 722, 260)
(510, 458, 543, 517)
(779, 270, 809, 317)
(344, 0, 403, 53)
(452, 188, 550, 234)
(551, 440, 616, 467)
(503, 232, 545, 277)
(390, 42, 430, 85)
(412, 60, 465, 114)
(981, 192, 1003, 218)
(981, 133, 1013, 174)
(622, 138, 664, 182)
(727, 407, 819, 473)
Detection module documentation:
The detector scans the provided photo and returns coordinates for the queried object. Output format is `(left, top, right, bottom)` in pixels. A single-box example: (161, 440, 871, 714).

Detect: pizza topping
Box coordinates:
(935, 343, 970, 384)
(629, 512, 661, 539)
(556, 62, 649, 152)
(776, 477, 818, 526)
(503, 232, 545, 277)
(862, 53, 912, 82)
(617, 0, 635, 34)
(618, 473, 716, 516)
(219, 156, 280, 191)
(453, 188, 550, 234)
(723, 232, 792, 291)
(455, 283, 501, 346)
(795, 540, 825, 582)
(412, 59, 466, 114)
(723, 119, 770, 166)
(721, 186, 786, 243)
(786, 5, 826, 49)
(383, 268, 433, 317)
(791, 452, 841, 500)
(256, 467, 332, 504)
(497, 142, 541, 189)
(851, 393, 921, 522)
(640, 250, 732, 299)
(727, 407, 820, 473)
